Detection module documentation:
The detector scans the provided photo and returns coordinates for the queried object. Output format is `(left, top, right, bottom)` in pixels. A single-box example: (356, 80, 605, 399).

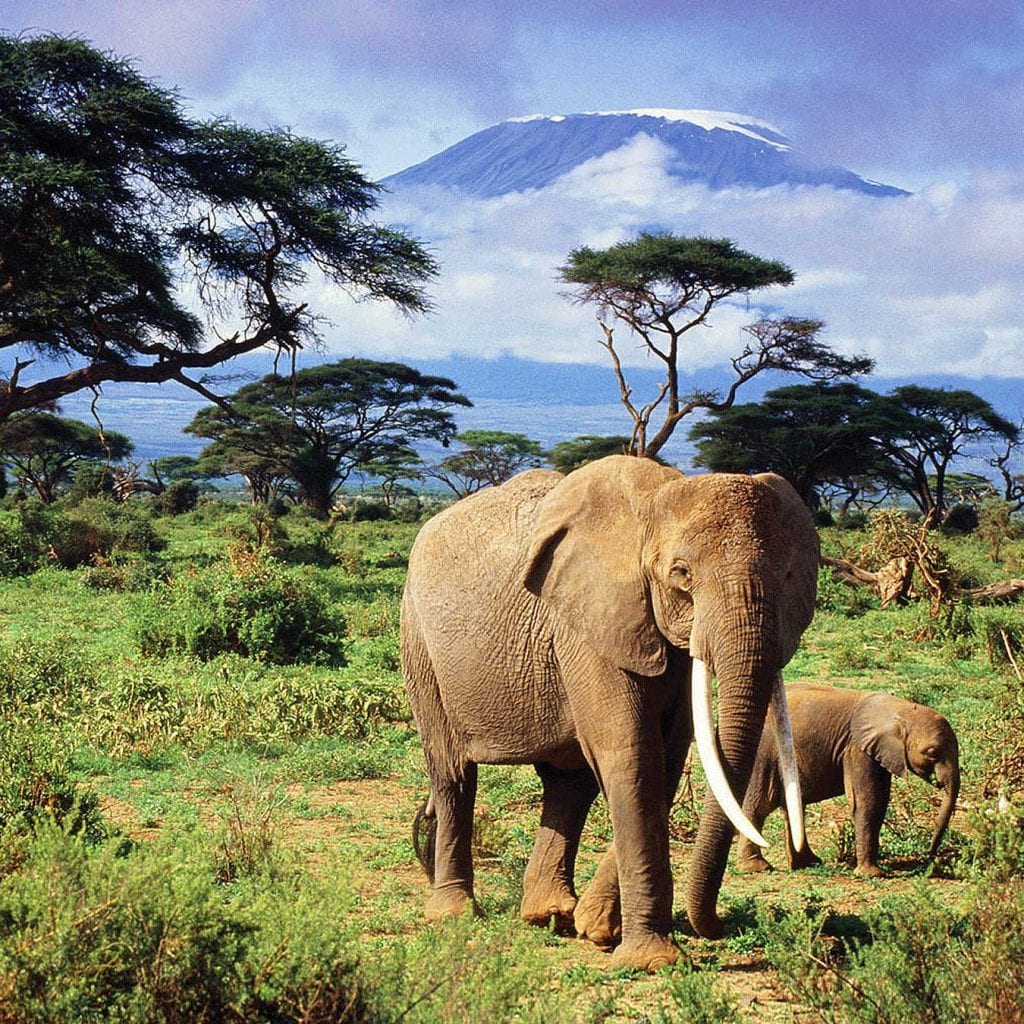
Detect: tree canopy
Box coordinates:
(0, 35, 437, 421)
(548, 435, 631, 474)
(690, 383, 884, 507)
(429, 430, 545, 498)
(187, 359, 470, 515)
(559, 233, 872, 458)
(0, 412, 133, 502)
(867, 385, 1020, 517)
(691, 381, 1020, 516)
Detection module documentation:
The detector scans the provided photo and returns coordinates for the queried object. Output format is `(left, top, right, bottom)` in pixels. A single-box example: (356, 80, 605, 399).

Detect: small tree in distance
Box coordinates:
(429, 430, 545, 498)
(188, 360, 470, 516)
(0, 412, 133, 503)
(549, 435, 631, 474)
(559, 233, 873, 458)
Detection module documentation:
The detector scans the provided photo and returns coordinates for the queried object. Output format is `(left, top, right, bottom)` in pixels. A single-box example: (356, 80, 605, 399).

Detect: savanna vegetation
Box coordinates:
(3, 29, 1024, 1024)
(0, 482, 1021, 1023)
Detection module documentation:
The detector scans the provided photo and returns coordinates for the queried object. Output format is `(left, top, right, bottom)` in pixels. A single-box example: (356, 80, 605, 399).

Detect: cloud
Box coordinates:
(313, 139, 1024, 397)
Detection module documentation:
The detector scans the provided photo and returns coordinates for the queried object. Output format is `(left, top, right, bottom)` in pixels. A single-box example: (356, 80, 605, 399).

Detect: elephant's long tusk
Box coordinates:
(691, 658, 769, 849)
(770, 672, 805, 853)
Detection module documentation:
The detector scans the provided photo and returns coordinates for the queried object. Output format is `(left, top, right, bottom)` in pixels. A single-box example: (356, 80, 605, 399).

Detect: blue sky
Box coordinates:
(5, 2, 1024, 393)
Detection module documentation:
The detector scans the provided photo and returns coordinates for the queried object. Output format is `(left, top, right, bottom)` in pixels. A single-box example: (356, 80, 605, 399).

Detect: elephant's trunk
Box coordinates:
(928, 757, 960, 858)
(686, 634, 780, 939)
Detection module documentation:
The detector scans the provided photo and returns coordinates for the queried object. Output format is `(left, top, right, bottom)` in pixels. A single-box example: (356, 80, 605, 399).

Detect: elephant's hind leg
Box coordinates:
(425, 762, 480, 920)
(520, 763, 599, 933)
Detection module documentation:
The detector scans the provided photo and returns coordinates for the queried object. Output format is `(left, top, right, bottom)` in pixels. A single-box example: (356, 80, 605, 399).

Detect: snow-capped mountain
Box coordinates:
(383, 109, 908, 198)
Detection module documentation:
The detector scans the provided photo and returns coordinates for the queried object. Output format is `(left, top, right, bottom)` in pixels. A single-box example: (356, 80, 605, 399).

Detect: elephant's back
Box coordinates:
(409, 468, 563, 576)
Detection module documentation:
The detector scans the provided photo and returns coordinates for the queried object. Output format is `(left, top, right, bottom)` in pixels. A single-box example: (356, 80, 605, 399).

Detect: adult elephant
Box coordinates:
(401, 456, 818, 970)
(736, 684, 960, 876)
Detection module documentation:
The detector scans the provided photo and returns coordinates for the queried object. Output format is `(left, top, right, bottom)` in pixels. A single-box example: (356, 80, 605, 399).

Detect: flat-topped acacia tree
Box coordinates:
(0, 35, 437, 421)
(559, 233, 873, 458)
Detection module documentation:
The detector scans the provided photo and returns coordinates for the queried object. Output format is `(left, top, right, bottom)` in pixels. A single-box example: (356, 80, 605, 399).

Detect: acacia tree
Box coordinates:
(0, 35, 436, 421)
(690, 383, 887, 507)
(359, 444, 424, 507)
(428, 430, 545, 498)
(548, 435, 631, 474)
(559, 233, 872, 457)
(869, 385, 1020, 517)
(187, 359, 470, 516)
(0, 412, 133, 502)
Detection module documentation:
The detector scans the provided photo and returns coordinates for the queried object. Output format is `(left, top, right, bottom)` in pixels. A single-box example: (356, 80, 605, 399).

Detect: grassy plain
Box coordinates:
(0, 496, 1022, 1022)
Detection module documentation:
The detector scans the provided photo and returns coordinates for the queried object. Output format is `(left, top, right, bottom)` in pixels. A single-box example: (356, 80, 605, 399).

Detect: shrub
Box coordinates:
(154, 479, 200, 516)
(349, 500, 392, 522)
(942, 502, 980, 535)
(50, 498, 162, 567)
(0, 823, 375, 1024)
(0, 501, 61, 575)
(132, 554, 346, 664)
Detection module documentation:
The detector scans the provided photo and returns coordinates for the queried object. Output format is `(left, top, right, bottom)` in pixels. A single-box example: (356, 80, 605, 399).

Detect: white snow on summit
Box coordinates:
(505, 109, 790, 150)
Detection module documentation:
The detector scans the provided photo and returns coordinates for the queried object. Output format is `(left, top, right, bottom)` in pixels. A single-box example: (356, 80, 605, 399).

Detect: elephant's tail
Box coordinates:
(412, 795, 436, 882)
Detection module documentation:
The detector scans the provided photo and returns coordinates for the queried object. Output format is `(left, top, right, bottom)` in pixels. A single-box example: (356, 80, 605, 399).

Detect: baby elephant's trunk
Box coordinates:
(928, 758, 960, 859)
(413, 797, 437, 882)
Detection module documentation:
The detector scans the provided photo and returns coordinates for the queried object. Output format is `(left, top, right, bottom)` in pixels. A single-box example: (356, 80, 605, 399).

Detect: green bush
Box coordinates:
(132, 554, 346, 664)
(154, 479, 200, 516)
(0, 823, 375, 1024)
(763, 882, 1024, 1024)
(49, 498, 162, 568)
(0, 501, 61, 575)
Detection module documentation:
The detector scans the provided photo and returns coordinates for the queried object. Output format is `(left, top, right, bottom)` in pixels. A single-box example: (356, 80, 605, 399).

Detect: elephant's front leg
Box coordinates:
(598, 748, 678, 971)
(520, 763, 599, 932)
(425, 762, 480, 920)
(575, 672, 690, 959)
(844, 748, 890, 877)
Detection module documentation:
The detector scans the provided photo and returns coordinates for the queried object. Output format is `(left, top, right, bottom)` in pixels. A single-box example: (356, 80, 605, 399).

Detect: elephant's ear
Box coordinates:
(852, 693, 908, 777)
(753, 474, 820, 663)
(523, 456, 674, 676)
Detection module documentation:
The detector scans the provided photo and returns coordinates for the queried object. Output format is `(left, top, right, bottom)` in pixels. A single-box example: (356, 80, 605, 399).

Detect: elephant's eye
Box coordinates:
(669, 562, 692, 586)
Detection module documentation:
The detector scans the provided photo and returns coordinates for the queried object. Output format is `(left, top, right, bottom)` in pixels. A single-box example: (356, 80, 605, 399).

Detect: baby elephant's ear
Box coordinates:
(852, 693, 908, 777)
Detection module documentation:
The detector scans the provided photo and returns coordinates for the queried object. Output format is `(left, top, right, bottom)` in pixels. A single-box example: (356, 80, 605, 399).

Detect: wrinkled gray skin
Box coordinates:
(737, 683, 960, 876)
(401, 456, 819, 970)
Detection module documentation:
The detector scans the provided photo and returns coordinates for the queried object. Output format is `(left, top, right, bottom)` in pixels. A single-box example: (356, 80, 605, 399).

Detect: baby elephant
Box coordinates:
(737, 683, 960, 876)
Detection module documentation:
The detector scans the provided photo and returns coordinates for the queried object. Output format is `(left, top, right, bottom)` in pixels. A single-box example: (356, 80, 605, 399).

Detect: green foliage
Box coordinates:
(187, 360, 470, 515)
(763, 882, 1024, 1024)
(649, 962, 739, 1023)
(429, 430, 545, 498)
(941, 502, 980, 535)
(816, 564, 875, 617)
(0, 414, 133, 503)
(0, 635, 102, 842)
(154, 479, 200, 516)
(52, 498, 163, 568)
(0, 501, 59, 575)
(132, 554, 345, 664)
(0, 823, 375, 1024)
(548, 434, 630, 473)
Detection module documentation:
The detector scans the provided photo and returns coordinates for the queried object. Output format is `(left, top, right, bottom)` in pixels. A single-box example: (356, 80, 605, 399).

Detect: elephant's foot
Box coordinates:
(574, 885, 622, 949)
(425, 885, 479, 921)
(736, 854, 774, 873)
(609, 933, 680, 973)
(790, 847, 822, 870)
(520, 883, 577, 934)
(854, 862, 885, 878)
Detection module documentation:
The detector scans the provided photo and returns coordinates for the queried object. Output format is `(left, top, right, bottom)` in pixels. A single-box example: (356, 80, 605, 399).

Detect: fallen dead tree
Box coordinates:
(822, 509, 1024, 613)
(823, 554, 1024, 608)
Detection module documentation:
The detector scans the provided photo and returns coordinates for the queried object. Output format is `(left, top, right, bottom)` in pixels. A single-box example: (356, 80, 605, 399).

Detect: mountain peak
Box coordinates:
(504, 109, 791, 150)
(383, 109, 908, 199)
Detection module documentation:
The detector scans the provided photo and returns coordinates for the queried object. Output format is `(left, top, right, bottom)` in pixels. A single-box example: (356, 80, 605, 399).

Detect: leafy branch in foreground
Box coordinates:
(0, 34, 437, 421)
